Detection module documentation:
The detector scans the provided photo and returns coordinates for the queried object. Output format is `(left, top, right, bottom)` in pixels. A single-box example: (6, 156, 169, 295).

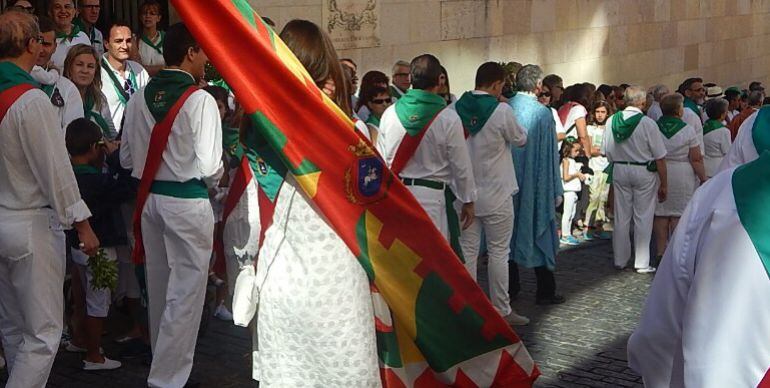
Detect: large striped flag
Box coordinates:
(172, 1, 539, 386)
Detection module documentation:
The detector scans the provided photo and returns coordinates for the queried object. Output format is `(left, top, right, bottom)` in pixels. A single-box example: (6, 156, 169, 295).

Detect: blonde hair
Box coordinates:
(63, 43, 103, 110)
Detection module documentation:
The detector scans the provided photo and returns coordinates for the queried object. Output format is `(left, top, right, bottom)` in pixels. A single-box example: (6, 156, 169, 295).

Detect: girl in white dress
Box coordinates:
(653, 94, 706, 262)
(252, 20, 380, 387)
(702, 98, 732, 177)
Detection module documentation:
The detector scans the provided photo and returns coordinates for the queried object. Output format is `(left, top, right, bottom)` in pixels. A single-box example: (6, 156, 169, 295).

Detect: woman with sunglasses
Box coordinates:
(360, 85, 391, 144)
(354, 70, 389, 122)
(64, 44, 117, 139)
(538, 88, 565, 140)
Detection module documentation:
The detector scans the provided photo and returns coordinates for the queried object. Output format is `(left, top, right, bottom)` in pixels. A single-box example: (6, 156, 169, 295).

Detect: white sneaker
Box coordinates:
(214, 304, 233, 321)
(83, 357, 122, 371)
(0, 354, 6, 369)
(503, 311, 530, 326)
(636, 266, 657, 274)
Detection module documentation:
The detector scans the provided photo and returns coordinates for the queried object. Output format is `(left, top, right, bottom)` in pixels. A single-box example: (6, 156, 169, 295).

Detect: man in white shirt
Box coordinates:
(48, 0, 91, 68)
(678, 77, 705, 149)
(138, 0, 166, 77)
(628, 153, 770, 388)
(602, 85, 668, 273)
(0, 11, 99, 388)
(30, 17, 84, 131)
(451, 62, 529, 326)
(646, 84, 669, 122)
(389, 60, 410, 101)
(101, 22, 150, 132)
(120, 23, 223, 388)
(377, 54, 477, 258)
(74, 0, 104, 58)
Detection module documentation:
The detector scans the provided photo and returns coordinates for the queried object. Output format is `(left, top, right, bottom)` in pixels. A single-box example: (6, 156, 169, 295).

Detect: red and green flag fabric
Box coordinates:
(172, 1, 539, 386)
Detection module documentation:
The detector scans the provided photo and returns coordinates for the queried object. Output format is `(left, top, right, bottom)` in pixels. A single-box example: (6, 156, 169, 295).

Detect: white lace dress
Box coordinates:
(253, 175, 381, 387)
(655, 125, 700, 217)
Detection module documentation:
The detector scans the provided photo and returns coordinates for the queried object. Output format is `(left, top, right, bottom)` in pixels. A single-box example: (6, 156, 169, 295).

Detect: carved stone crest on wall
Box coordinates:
(323, 0, 380, 49)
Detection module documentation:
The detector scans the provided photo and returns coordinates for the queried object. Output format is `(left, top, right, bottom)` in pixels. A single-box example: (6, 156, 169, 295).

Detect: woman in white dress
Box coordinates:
(252, 19, 380, 387)
(653, 93, 706, 263)
(702, 98, 732, 177)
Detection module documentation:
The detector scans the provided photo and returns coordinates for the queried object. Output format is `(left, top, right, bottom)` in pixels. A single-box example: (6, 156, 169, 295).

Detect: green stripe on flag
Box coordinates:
(732, 151, 770, 279)
(355, 214, 375, 280)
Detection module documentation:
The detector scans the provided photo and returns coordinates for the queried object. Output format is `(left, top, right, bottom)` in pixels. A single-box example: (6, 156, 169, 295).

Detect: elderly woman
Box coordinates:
(701, 98, 732, 177)
(653, 93, 706, 263)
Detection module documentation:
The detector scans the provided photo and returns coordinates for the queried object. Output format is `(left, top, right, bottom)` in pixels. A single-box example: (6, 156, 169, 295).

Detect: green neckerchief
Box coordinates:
(611, 110, 644, 143)
(454, 91, 499, 135)
(0, 62, 39, 93)
(394, 89, 446, 136)
(222, 125, 244, 160)
(40, 83, 55, 97)
(733, 151, 770, 279)
(72, 163, 100, 175)
(143, 69, 196, 122)
(84, 94, 112, 137)
(703, 119, 725, 136)
(656, 116, 687, 139)
(242, 126, 287, 202)
(141, 31, 164, 55)
(365, 114, 380, 127)
(55, 23, 82, 41)
(73, 18, 99, 45)
(101, 56, 137, 106)
(683, 97, 701, 117)
(752, 106, 770, 154)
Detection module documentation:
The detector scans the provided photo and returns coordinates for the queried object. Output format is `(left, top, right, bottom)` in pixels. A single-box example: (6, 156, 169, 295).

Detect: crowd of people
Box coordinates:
(1, 0, 769, 387)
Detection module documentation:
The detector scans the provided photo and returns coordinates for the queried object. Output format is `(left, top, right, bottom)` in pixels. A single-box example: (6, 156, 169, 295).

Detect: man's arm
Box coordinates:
(192, 93, 224, 187)
(500, 104, 527, 147)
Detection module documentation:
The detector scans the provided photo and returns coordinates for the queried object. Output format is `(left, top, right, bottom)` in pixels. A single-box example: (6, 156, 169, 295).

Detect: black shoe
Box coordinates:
(184, 380, 200, 388)
(536, 295, 566, 305)
(119, 338, 151, 359)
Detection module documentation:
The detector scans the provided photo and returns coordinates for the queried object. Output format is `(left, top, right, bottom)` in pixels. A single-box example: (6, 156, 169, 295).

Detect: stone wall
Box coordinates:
(173, 0, 770, 93)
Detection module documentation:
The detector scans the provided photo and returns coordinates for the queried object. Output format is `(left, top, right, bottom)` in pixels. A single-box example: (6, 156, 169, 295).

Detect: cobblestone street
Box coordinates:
(1, 240, 652, 387)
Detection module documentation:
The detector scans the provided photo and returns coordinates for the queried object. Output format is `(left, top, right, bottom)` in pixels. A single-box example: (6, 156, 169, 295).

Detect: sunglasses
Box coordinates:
(370, 98, 391, 105)
(12, 5, 34, 12)
(538, 92, 551, 98)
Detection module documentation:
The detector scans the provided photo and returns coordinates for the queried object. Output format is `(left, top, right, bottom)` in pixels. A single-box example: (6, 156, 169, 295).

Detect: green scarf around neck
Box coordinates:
(454, 91, 500, 136)
(657, 116, 687, 139)
(365, 114, 380, 128)
(394, 89, 446, 136)
(222, 125, 244, 161)
(703, 119, 725, 136)
(683, 97, 701, 117)
(0, 62, 39, 93)
(141, 31, 165, 55)
(144, 69, 196, 122)
(611, 110, 644, 143)
(56, 23, 82, 41)
(84, 94, 112, 137)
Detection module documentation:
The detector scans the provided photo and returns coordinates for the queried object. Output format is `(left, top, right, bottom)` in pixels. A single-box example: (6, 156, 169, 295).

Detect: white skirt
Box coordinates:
(655, 160, 698, 217)
(704, 155, 724, 178)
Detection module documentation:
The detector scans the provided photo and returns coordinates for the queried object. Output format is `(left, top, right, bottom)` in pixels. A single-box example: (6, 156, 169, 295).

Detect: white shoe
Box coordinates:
(214, 304, 233, 321)
(0, 354, 6, 369)
(65, 341, 103, 354)
(503, 311, 530, 326)
(636, 266, 656, 274)
(83, 357, 121, 371)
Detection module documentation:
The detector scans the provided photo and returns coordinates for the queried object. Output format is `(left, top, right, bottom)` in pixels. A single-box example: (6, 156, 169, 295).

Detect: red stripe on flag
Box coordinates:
(758, 367, 770, 388)
(380, 368, 408, 388)
(374, 317, 393, 333)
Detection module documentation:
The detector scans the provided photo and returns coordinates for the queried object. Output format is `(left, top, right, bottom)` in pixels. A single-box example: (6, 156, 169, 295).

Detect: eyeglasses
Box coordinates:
(12, 5, 34, 12)
(690, 87, 705, 92)
(393, 73, 409, 78)
(32, 36, 44, 44)
(81, 4, 101, 10)
(370, 98, 391, 105)
(538, 92, 551, 98)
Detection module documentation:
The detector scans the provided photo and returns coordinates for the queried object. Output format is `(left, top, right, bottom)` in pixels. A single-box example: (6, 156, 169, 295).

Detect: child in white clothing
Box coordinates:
(561, 141, 586, 245)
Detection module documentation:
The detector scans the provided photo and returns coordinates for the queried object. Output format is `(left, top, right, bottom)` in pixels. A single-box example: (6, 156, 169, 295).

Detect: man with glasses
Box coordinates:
(389, 60, 411, 101)
(101, 21, 149, 132)
(74, 0, 105, 57)
(6, 0, 34, 13)
(30, 16, 84, 131)
(0, 10, 99, 388)
(679, 77, 706, 149)
(49, 0, 91, 68)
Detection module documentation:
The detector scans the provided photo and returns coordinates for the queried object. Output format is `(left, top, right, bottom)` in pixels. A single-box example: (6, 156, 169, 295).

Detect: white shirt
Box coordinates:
(448, 92, 527, 215)
(120, 70, 223, 187)
(138, 32, 166, 68)
(51, 31, 91, 69)
(552, 107, 565, 138)
(647, 101, 663, 121)
(602, 106, 667, 163)
(30, 66, 84, 132)
(562, 158, 581, 192)
(100, 57, 149, 132)
(718, 110, 759, 173)
(587, 124, 610, 172)
(628, 168, 770, 388)
(703, 126, 731, 177)
(661, 124, 699, 163)
(376, 103, 477, 203)
(561, 103, 587, 137)
(0, 87, 90, 227)
(682, 108, 704, 150)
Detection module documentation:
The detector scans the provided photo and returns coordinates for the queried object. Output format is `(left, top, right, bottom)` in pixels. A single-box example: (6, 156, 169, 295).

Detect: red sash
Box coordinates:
(131, 87, 198, 264)
(390, 110, 444, 176)
(0, 84, 35, 125)
(557, 101, 578, 127)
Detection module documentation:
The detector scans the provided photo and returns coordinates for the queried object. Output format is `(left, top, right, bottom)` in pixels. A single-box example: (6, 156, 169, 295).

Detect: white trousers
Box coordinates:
(612, 165, 659, 269)
(407, 185, 449, 240)
(459, 200, 513, 316)
(141, 194, 214, 388)
(0, 208, 65, 388)
(561, 191, 579, 237)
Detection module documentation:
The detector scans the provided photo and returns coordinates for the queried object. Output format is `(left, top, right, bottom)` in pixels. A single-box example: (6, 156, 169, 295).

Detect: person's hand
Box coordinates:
(578, 173, 587, 182)
(103, 139, 119, 155)
(74, 220, 100, 256)
(460, 202, 475, 230)
(658, 185, 668, 203)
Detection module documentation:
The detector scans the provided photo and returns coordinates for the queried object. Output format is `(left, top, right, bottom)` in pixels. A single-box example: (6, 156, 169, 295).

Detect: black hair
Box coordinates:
(475, 62, 506, 88)
(678, 77, 703, 94)
(409, 54, 442, 90)
(106, 20, 133, 41)
(724, 89, 741, 101)
(203, 85, 230, 112)
(66, 118, 103, 156)
(542, 74, 563, 90)
(38, 16, 57, 34)
(163, 22, 198, 67)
